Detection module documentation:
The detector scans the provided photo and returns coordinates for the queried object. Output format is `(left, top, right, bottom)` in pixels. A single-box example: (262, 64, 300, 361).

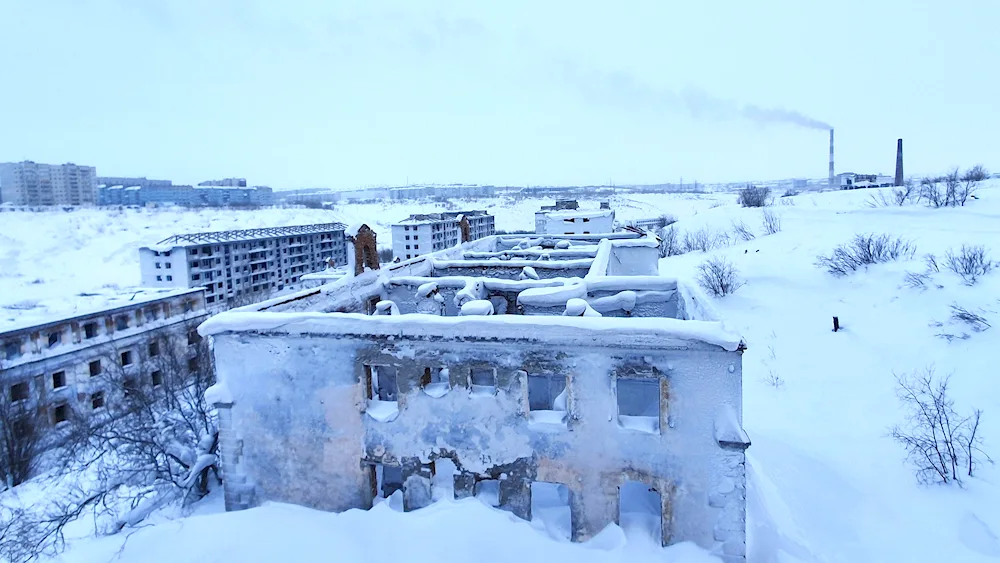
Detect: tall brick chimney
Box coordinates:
(894, 139, 904, 186)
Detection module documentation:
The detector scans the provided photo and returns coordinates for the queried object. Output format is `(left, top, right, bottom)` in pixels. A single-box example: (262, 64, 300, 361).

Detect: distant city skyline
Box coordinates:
(1, 0, 997, 190)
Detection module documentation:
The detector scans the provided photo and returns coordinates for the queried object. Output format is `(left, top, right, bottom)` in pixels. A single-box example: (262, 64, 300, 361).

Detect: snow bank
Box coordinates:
(563, 298, 602, 317)
(517, 280, 587, 307)
(460, 300, 495, 316)
(204, 382, 233, 406)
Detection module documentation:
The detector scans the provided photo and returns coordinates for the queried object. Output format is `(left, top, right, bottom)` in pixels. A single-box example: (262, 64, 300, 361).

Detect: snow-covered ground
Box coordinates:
(4, 184, 1000, 562)
(0, 192, 724, 329)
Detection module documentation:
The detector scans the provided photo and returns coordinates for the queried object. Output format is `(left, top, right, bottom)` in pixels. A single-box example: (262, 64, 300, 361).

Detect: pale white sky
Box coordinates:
(1, 0, 997, 189)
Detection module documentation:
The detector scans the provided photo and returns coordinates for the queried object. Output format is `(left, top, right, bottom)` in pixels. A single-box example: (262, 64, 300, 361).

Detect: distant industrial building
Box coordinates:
(388, 185, 496, 201)
(139, 223, 348, 307)
(0, 161, 97, 206)
(837, 173, 895, 190)
(391, 210, 495, 261)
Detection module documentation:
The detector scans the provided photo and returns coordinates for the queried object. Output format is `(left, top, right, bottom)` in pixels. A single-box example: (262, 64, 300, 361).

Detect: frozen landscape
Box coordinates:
(1, 181, 998, 562)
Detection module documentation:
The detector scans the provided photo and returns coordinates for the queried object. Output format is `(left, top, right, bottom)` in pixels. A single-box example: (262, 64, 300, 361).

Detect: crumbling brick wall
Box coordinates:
(349, 224, 380, 276)
(459, 216, 471, 243)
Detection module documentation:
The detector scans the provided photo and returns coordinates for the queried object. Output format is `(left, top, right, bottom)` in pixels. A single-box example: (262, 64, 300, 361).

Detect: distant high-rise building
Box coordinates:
(198, 178, 247, 187)
(0, 161, 97, 206)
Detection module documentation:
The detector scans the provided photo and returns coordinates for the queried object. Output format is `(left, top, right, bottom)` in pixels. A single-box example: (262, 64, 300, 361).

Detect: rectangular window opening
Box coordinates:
(527, 373, 567, 425)
(120, 350, 133, 366)
(469, 367, 496, 396)
(89, 360, 102, 377)
(52, 404, 69, 424)
(84, 322, 98, 339)
(151, 370, 163, 387)
(91, 391, 105, 410)
(619, 480, 663, 544)
(47, 331, 61, 348)
(420, 367, 450, 398)
(149, 340, 160, 357)
(371, 463, 404, 503)
(52, 371, 66, 389)
(531, 482, 572, 541)
(616, 377, 660, 434)
(10, 382, 29, 402)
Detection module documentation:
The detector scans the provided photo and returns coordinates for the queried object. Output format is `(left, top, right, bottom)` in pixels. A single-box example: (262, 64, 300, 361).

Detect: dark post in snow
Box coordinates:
(833, 316, 840, 332)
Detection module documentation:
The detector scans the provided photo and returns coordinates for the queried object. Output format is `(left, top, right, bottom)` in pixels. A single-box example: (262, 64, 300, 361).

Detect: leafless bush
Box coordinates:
(658, 225, 683, 257)
(738, 184, 771, 208)
(682, 227, 727, 253)
(891, 368, 991, 484)
(950, 304, 991, 332)
(904, 271, 931, 289)
(919, 166, 988, 207)
(655, 214, 678, 229)
(731, 220, 756, 242)
(945, 245, 994, 285)
(868, 181, 915, 207)
(782, 188, 798, 198)
(762, 370, 785, 389)
(377, 246, 393, 263)
(924, 253, 940, 273)
(761, 209, 781, 235)
(815, 233, 916, 276)
(696, 257, 745, 297)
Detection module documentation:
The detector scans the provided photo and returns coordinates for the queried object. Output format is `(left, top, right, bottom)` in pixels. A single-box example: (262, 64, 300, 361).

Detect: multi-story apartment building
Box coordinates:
(0, 288, 207, 442)
(391, 210, 495, 261)
(96, 177, 172, 189)
(138, 223, 348, 307)
(97, 184, 273, 207)
(0, 161, 97, 206)
(198, 178, 247, 187)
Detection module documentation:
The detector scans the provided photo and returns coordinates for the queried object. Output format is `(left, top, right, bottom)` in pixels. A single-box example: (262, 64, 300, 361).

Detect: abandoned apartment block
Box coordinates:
(201, 225, 750, 562)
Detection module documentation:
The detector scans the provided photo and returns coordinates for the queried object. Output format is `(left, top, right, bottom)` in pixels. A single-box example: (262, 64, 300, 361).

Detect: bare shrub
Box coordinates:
(868, 181, 915, 208)
(891, 368, 991, 484)
(655, 214, 678, 229)
(377, 246, 393, 263)
(919, 166, 988, 207)
(950, 304, 991, 332)
(0, 392, 42, 488)
(924, 253, 940, 273)
(696, 257, 745, 297)
(682, 227, 727, 253)
(815, 233, 916, 276)
(738, 184, 771, 208)
(761, 209, 781, 235)
(762, 371, 785, 389)
(919, 176, 947, 208)
(958, 165, 989, 206)
(658, 225, 683, 257)
(781, 188, 798, 198)
(904, 271, 931, 289)
(731, 220, 756, 242)
(944, 245, 994, 285)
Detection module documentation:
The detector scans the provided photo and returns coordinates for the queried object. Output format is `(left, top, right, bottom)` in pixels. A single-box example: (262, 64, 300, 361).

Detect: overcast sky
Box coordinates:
(1, 0, 997, 189)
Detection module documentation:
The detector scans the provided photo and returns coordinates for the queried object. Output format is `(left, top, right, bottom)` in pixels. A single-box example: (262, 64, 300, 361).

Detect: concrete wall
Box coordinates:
(212, 331, 746, 558)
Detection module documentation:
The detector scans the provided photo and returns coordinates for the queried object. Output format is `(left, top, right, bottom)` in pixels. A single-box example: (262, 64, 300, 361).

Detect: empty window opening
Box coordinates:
(364, 365, 399, 422)
(371, 463, 404, 508)
(619, 481, 662, 543)
(616, 378, 660, 434)
(420, 367, 450, 398)
(531, 482, 572, 541)
(10, 382, 29, 402)
(120, 350, 133, 366)
(52, 371, 66, 389)
(84, 323, 98, 339)
(474, 479, 500, 507)
(4, 341, 20, 360)
(151, 370, 163, 387)
(149, 341, 160, 357)
(52, 404, 69, 424)
(469, 367, 496, 396)
(430, 458, 457, 502)
(47, 332, 60, 348)
(91, 391, 105, 410)
(528, 374, 568, 425)
(89, 360, 102, 377)
(115, 316, 128, 331)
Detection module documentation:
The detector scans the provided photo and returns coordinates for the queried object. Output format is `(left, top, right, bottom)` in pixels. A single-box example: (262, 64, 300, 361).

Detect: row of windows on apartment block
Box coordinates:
(3, 303, 199, 361)
(169, 235, 343, 257)
(363, 364, 662, 432)
(7, 343, 202, 421)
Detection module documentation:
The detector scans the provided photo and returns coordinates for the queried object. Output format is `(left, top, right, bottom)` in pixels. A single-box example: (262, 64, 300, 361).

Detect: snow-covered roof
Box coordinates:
(1, 287, 205, 335)
(199, 311, 743, 351)
(345, 223, 365, 237)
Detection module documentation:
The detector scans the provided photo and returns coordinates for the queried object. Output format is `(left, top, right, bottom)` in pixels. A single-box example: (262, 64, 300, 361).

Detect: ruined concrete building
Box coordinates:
(200, 224, 750, 562)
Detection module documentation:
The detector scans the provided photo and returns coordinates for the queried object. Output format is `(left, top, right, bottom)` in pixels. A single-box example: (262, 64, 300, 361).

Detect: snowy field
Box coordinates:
(0, 192, 723, 329)
(4, 184, 1000, 562)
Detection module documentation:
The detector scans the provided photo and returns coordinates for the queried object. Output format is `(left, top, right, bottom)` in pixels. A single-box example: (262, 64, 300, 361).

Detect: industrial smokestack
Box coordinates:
(894, 139, 904, 186)
(829, 128, 835, 188)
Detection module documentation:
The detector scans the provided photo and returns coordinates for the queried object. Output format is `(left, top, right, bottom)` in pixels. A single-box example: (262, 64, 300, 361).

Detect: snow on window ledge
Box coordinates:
(366, 399, 399, 422)
(618, 415, 660, 435)
(528, 410, 568, 429)
(470, 384, 496, 397)
(422, 382, 450, 398)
